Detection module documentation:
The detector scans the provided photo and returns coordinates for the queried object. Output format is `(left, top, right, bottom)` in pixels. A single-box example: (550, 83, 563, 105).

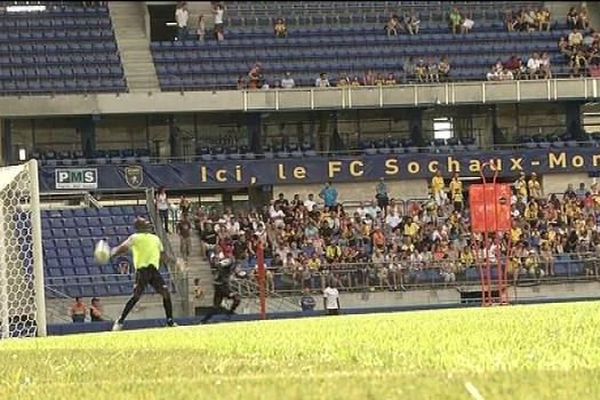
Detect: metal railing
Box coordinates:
(145, 188, 190, 313)
(230, 254, 600, 295)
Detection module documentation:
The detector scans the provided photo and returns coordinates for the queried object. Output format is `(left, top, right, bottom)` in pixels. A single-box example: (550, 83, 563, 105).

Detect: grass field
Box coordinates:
(1, 302, 600, 400)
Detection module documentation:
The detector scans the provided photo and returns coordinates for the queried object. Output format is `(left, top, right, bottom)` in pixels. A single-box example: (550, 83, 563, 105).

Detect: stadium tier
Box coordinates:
(41, 206, 172, 298)
(151, 1, 572, 91)
(0, 3, 126, 96)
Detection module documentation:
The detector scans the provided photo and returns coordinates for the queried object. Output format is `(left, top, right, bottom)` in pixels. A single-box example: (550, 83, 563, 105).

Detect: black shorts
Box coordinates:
(134, 267, 167, 294)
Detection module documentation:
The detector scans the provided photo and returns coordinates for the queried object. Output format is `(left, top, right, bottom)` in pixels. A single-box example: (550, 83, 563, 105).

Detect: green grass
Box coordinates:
(1, 302, 600, 400)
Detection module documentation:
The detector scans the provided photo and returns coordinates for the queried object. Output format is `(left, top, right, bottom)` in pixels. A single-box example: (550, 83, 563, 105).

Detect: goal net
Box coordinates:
(0, 160, 46, 338)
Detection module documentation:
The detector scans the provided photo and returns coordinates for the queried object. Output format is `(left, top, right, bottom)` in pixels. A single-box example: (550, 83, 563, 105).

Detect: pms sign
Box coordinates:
(55, 168, 98, 190)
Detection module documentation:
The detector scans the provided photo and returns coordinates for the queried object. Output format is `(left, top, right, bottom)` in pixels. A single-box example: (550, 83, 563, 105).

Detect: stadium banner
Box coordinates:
(39, 148, 600, 191)
(54, 168, 98, 190)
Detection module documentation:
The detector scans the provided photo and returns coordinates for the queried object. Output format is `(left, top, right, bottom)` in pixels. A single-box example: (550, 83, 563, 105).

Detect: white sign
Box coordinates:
(55, 168, 98, 190)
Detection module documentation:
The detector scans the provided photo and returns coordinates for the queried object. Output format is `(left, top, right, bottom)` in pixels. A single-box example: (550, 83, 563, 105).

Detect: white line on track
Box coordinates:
(464, 381, 485, 400)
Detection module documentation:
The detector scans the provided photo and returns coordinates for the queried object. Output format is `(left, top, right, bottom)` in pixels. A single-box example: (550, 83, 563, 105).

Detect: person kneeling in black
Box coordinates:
(200, 257, 241, 324)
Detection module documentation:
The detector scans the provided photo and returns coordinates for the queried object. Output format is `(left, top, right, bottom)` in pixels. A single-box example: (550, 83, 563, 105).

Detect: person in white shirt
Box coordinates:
(315, 72, 330, 88)
(323, 282, 340, 315)
(527, 53, 541, 79)
(213, 4, 225, 41)
(281, 72, 295, 89)
(156, 187, 170, 233)
(303, 193, 316, 212)
(175, 2, 189, 41)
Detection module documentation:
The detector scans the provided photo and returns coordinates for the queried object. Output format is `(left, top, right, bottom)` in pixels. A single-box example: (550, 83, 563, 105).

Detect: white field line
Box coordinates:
(464, 381, 485, 400)
(14, 371, 438, 388)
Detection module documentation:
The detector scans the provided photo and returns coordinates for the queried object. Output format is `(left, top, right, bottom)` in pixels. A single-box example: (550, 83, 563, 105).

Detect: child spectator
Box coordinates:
(439, 56, 451, 82)
(274, 18, 287, 38)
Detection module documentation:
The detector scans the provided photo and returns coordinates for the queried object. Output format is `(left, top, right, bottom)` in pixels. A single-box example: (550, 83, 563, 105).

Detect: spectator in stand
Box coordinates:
(248, 63, 263, 89)
(498, 67, 514, 81)
(374, 73, 385, 85)
(375, 178, 389, 217)
(274, 18, 287, 38)
(486, 64, 501, 81)
(449, 8, 462, 34)
(179, 195, 191, 218)
(385, 13, 400, 36)
(196, 15, 206, 41)
(558, 36, 574, 59)
(504, 55, 521, 77)
(363, 69, 376, 86)
(280, 72, 295, 89)
(571, 50, 588, 77)
(540, 52, 553, 79)
(569, 29, 584, 50)
(319, 181, 338, 208)
(384, 73, 397, 85)
(337, 73, 350, 87)
(415, 58, 427, 82)
(315, 72, 330, 88)
(213, 4, 225, 41)
(537, 7, 551, 32)
(461, 13, 474, 34)
(522, 9, 537, 32)
(90, 297, 105, 322)
(439, 56, 451, 82)
(156, 187, 170, 233)
(431, 170, 446, 207)
(177, 213, 193, 261)
(505, 10, 519, 32)
(428, 60, 440, 83)
(236, 75, 246, 89)
(174, 2, 189, 41)
(403, 13, 420, 35)
(567, 6, 579, 29)
(527, 52, 542, 79)
(69, 297, 87, 323)
(577, 5, 590, 30)
(449, 173, 463, 211)
(351, 75, 361, 86)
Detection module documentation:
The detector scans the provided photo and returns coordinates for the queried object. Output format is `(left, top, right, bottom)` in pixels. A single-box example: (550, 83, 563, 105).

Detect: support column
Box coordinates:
(82, 116, 96, 158)
(168, 115, 180, 158)
(409, 108, 424, 147)
(247, 113, 262, 153)
(1, 119, 12, 165)
(565, 101, 584, 140)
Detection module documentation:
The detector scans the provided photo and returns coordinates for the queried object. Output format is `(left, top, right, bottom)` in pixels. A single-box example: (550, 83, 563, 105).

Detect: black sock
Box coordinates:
(119, 295, 140, 323)
(163, 296, 173, 320)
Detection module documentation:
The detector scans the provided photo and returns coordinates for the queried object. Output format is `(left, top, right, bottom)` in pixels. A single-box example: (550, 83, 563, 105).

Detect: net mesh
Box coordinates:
(0, 163, 40, 338)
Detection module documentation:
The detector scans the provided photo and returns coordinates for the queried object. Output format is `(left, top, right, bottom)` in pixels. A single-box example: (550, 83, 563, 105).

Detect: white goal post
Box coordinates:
(0, 160, 46, 338)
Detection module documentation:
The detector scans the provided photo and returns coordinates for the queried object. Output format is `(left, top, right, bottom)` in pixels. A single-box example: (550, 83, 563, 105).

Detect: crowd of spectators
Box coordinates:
(486, 52, 552, 81)
(558, 28, 600, 78)
(505, 7, 552, 32)
(192, 173, 600, 295)
(385, 13, 421, 36)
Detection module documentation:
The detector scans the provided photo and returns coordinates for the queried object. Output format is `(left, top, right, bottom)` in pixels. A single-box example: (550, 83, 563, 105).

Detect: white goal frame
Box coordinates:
(0, 160, 46, 338)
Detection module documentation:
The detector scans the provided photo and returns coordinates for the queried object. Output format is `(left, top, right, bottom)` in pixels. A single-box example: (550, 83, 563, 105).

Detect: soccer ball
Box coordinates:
(94, 240, 111, 265)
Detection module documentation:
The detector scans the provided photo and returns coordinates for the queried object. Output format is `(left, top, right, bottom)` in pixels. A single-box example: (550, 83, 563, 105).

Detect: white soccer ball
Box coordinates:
(94, 240, 111, 265)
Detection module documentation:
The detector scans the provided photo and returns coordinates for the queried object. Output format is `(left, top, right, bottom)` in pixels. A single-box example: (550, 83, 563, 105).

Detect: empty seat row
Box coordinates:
(44, 226, 135, 239)
(0, 54, 121, 65)
(44, 215, 136, 229)
(42, 206, 148, 219)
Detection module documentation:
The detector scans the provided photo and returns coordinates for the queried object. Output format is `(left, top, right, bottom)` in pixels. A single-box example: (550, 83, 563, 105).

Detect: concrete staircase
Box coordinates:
(109, 2, 160, 93)
(168, 232, 215, 312)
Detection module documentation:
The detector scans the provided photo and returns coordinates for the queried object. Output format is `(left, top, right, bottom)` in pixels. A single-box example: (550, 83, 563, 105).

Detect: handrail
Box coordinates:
(145, 188, 189, 308)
